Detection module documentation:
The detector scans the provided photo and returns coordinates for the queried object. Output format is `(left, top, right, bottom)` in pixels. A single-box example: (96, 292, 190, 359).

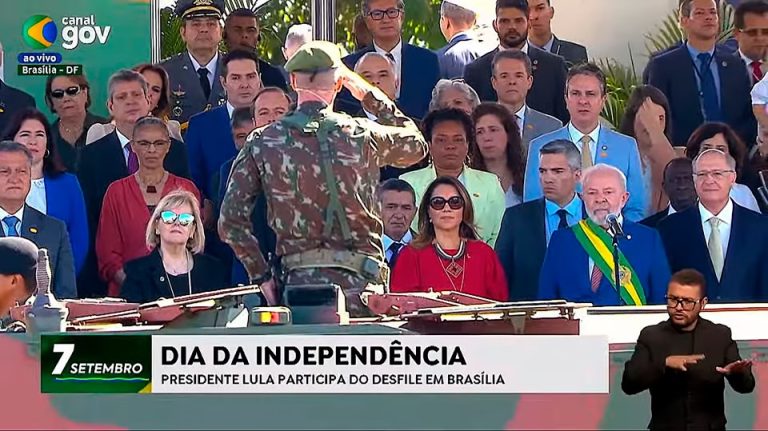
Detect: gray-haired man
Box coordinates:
(496, 139, 583, 301)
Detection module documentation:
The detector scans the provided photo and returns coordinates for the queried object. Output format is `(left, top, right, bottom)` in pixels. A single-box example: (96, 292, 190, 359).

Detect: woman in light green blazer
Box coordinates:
(400, 108, 505, 247)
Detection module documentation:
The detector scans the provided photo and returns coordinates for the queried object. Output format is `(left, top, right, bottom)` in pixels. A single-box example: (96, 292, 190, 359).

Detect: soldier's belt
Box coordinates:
(281, 249, 386, 281)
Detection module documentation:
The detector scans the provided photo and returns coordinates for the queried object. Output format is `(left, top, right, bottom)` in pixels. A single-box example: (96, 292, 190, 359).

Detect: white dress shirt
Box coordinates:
(382, 230, 413, 263)
(667, 205, 678, 216)
(500, 42, 529, 54)
(226, 101, 235, 119)
(26, 178, 47, 214)
(116, 128, 132, 166)
(0, 206, 24, 236)
(700, 200, 733, 260)
(188, 51, 219, 90)
(568, 122, 600, 163)
(373, 40, 403, 98)
(751, 72, 768, 104)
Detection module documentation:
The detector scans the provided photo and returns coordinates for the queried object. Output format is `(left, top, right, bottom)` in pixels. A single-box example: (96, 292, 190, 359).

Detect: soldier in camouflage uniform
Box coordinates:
(218, 41, 428, 317)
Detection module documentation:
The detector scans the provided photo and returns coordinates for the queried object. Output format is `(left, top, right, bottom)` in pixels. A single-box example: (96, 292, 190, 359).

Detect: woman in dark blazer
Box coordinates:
(3, 108, 89, 274)
(120, 190, 228, 303)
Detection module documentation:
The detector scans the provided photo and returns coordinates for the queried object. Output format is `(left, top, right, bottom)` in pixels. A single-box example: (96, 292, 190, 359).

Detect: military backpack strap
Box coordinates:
(280, 111, 354, 246)
(316, 116, 354, 245)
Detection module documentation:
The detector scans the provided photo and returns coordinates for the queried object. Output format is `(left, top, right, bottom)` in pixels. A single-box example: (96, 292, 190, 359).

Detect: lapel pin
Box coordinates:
(183, 65, 188, 70)
(29, 227, 38, 234)
(473, 193, 480, 198)
(160, 276, 166, 282)
(602, 145, 608, 151)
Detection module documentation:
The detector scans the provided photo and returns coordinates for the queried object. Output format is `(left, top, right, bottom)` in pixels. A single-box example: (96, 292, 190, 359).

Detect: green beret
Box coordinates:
(285, 41, 344, 73)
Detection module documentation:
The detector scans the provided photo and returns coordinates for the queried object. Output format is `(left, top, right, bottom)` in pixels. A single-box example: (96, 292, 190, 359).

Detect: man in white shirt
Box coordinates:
(734, 0, 768, 87)
(339, 0, 441, 120)
(490, 49, 561, 152)
(658, 149, 768, 302)
(354, 52, 399, 120)
(377, 179, 417, 270)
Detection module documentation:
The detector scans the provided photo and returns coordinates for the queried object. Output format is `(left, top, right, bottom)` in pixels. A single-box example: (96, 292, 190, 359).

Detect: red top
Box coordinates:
(390, 240, 509, 301)
(96, 174, 201, 297)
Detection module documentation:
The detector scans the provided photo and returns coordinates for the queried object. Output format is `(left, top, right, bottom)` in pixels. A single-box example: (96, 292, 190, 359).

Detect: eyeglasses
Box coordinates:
(134, 140, 170, 149)
(740, 28, 768, 37)
(429, 196, 464, 211)
(693, 170, 735, 181)
(50, 86, 82, 99)
(665, 295, 702, 311)
(368, 7, 402, 20)
(160, 211, 195, 226)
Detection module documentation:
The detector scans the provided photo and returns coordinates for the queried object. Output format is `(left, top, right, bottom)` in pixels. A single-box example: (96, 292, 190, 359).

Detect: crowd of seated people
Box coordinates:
(1, 0, 768, 309)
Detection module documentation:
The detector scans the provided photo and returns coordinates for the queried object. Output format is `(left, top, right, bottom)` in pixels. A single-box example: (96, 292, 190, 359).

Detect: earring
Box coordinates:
(45, 149, 50, 158)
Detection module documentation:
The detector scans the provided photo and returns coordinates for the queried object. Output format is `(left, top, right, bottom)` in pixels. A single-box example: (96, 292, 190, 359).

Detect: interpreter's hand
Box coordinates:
(666, 354, 705, 371)
(260, 278, 280, 306)
(716, 359, 753, 375)
(341, 67, 374, 101)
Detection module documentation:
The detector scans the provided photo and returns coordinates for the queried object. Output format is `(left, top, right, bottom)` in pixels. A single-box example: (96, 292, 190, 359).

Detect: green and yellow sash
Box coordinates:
(572, 219, 647, 306)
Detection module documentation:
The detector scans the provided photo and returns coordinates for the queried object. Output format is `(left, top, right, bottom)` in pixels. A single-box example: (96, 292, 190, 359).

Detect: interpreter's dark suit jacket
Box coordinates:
(0, 206, 77, 299)
(76, 130, 190, 297)
(644, 44, 756, 147)
(463, 45, 569, 123)
(657, 203, 768, 303)
(495, 198, 547, 301)
(621, 318, 755, 431)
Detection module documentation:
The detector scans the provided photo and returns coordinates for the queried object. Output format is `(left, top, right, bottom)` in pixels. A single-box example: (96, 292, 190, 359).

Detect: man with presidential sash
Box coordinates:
(538, 163, 670, 306)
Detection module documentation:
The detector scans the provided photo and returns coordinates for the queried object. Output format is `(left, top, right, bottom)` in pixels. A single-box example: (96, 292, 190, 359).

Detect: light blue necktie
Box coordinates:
(2, 216, 20, 237)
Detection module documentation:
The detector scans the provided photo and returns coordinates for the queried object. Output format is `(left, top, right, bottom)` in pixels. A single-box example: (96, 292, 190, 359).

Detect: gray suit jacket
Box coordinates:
(0, 206, 77, 299)
(160, 51, 227, 125)
(435, 33, 488, 79)
(522, 106, 562, 155)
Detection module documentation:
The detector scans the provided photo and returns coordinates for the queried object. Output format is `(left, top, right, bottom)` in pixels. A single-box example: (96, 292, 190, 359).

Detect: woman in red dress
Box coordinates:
(390, 176, 508, 301)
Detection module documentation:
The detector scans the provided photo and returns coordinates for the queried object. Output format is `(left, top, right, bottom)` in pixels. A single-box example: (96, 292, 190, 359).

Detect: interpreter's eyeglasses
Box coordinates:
(693, 169, 735, 181)
(50, 86, 82, 99)
(368, 8, 402, 20)
(740, 28, 768, 37)
(429, 196, 464, 211)
(665, 295, 701, 311)
(160, 211, 195, 226)
(134, 140, 170, 149)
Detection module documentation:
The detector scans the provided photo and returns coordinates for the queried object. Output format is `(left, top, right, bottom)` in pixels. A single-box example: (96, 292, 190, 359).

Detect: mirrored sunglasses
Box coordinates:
(160, 211, 195, 226)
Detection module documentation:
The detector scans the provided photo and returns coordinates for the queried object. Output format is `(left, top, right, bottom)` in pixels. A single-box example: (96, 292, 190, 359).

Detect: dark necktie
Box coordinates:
(751, 60, 764, 84)
(388, 242, 404, 269)
(556, 209, 569, 230)
(3, 216, 20, 237)
(197, 67, 211, 100)
(127, 145, 139, 174)
(385, 52, 395, 63)
(697, 53, 721, 121)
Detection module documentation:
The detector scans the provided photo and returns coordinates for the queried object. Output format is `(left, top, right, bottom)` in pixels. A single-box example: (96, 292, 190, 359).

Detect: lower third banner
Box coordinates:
(41, 334, 609, 394)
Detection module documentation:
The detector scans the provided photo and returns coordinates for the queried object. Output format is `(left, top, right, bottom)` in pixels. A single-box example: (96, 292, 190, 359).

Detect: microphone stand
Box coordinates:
(610, 228, 628, 293)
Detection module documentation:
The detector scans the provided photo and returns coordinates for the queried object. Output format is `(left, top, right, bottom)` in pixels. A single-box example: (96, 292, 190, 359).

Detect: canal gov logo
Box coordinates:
(22, 15, 58, 49)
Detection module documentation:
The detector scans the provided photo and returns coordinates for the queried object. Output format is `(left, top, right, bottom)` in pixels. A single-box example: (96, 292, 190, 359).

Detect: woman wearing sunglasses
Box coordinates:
(390, 176, 508, 301)
(120, 190, 228, 304)
(2, 107, 89, 276)
(96, 116, 200, 297)
(44, 74, 107, 173)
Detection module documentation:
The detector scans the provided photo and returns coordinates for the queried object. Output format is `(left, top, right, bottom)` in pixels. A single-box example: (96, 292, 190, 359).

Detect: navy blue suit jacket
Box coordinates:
(538, 221, 670, 305)
(337, 43, 440, 120)
(657, 203, 768, 302)
(186, 105, 236, 199)
(644, 44, 756, 147)
(45, 173, 88, 275)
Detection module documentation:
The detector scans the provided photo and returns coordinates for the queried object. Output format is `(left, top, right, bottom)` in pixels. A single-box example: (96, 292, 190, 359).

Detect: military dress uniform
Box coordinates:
(218, 41, 428, 317)
(160, 0, 227, 127)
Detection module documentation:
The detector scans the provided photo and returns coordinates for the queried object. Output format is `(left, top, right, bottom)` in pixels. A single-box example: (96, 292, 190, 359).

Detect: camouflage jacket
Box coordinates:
(218, 90, 428, 280)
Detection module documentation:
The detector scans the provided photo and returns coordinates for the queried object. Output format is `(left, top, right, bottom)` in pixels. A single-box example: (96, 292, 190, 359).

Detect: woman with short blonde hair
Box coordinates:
(119, 190, 229, 303)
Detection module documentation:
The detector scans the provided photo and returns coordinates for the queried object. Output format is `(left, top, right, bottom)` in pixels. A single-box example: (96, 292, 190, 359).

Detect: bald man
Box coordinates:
(0, 237, 38, 315)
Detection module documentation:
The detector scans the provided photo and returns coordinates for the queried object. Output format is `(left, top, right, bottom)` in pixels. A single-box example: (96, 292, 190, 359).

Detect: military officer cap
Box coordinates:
(0, 237, 38, 278)
(175, 0, 225, 20)
(284, 41, 344, 73)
